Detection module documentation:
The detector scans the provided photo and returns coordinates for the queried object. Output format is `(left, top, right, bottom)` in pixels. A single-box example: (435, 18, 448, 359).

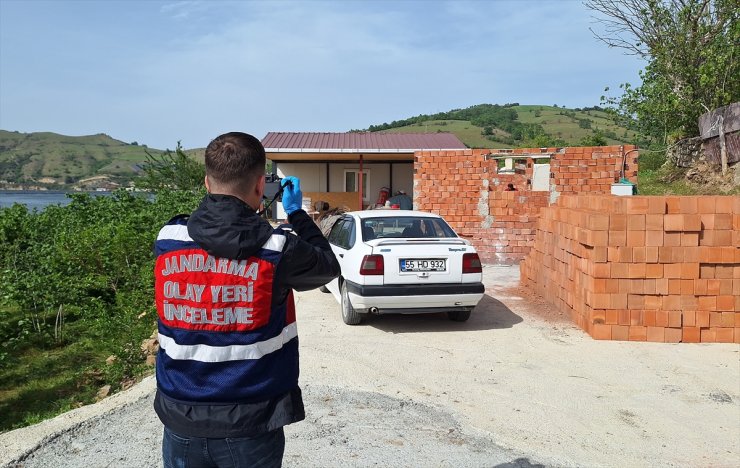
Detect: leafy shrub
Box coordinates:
(638, 151, 668, 171)
(0, 188, 203, 429)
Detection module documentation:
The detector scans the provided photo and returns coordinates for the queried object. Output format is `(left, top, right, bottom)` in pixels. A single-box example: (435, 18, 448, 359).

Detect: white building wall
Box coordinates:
(277, 162, 413, 208)
(275, 163, 326, 192)
(391, 163, 414, 194)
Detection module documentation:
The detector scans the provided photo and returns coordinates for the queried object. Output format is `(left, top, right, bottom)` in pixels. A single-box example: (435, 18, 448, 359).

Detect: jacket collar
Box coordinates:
(187, 194, 275, 260)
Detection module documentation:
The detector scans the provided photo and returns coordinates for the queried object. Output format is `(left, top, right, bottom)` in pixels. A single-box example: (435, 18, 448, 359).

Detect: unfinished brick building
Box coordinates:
(414, 145, 639, 264)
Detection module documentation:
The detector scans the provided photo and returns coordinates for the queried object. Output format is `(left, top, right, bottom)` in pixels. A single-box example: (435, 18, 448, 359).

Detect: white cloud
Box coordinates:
(160, 1, 210, 20)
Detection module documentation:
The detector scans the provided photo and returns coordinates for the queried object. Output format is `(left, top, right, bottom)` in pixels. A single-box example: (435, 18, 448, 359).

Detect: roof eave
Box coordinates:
(265, 148, 464, 153)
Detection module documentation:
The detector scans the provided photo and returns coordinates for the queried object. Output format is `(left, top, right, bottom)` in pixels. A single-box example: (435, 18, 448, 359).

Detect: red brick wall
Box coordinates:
(520, 195, 740, 343)
(552, 146, 638, 194)
(414, 145, 639, 263)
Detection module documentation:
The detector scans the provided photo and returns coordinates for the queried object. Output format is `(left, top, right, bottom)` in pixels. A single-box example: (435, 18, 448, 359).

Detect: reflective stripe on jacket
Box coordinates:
(155, 218, 298, 404)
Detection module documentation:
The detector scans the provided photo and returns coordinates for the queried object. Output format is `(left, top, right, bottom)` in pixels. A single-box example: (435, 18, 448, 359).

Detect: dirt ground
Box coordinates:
(2, 265, 739, 468)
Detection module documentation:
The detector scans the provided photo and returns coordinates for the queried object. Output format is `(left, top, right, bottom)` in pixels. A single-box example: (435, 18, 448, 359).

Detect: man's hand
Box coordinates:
(281, 176, 302, 215)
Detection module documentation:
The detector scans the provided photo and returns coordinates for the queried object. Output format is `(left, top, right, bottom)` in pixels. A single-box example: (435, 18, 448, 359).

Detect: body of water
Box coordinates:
(0, 191, 112, 210)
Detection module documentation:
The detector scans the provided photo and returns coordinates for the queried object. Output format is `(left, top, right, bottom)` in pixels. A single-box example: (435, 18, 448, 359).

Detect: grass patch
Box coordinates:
(637, 167, 740, 195)
(0, 306, 132, 432)
(637, 170, 700, 195)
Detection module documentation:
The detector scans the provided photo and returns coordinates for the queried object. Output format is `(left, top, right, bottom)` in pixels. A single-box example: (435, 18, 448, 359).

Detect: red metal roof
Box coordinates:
(262, 132, 467, 151)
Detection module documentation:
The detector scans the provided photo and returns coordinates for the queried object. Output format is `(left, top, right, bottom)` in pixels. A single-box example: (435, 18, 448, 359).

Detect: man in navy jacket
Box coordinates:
(153, 132, 340, 467)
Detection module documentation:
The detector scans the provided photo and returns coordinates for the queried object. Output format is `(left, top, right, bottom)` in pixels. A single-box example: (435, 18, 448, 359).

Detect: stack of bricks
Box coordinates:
(520, 194, 740, 343)
(551, 146, 638, 194)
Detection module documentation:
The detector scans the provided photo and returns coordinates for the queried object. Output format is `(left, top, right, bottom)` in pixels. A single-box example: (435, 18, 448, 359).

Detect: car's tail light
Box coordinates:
(462, 253, 482, 273)
(360, 255, 384, 275)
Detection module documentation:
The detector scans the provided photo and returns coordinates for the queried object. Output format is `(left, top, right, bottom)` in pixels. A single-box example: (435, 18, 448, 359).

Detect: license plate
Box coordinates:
(400, 259, 446, 272)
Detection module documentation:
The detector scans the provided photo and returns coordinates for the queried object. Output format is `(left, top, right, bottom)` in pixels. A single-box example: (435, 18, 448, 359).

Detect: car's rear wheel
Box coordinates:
(319, 285, 330, 293)
(341, 281, 362, 325)
(447, 309, 472, 322)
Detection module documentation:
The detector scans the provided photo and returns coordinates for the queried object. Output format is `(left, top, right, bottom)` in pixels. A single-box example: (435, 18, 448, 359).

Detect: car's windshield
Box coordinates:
(360, 216, 457, 240)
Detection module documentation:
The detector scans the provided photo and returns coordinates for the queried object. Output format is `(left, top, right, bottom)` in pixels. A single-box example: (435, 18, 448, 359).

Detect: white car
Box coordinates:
(323, 210, 485, 325)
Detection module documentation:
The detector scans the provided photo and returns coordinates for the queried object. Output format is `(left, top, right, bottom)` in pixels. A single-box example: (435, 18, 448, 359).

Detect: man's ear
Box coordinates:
(256, 174, 265, 199)
(204, 175, 210, 192)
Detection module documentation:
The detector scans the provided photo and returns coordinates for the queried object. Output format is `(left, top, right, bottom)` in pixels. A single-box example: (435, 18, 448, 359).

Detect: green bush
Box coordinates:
(0, 189, 203, 430)
(638, 151, 667, 171)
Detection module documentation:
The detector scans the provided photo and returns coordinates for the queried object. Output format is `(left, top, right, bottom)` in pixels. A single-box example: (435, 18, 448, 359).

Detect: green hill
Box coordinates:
(365, 104, 643, 148)
(0, 130, 203, 190)
(1, 103, 642, 190)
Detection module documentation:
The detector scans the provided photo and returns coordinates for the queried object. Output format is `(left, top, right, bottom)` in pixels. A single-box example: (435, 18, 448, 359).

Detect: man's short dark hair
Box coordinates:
(205, 132, 266, 190)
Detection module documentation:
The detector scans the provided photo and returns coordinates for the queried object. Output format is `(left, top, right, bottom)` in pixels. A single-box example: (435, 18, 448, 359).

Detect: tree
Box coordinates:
(580, 131, 609, 146)
(138, 143, 205, 192)
(587, 0, 739, 142)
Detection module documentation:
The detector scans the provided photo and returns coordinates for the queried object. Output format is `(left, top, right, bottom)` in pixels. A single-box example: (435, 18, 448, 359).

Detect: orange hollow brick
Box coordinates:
(664, 263, 682, 279)
(709, 312, 723, 327)
(664, 232, 682, 246)
(682, 327, 701, 343)
(696, 310, 710, 327)
(697, 296, 717, 311)
(627, 231, 645, 247)
(715, 196, 733, 214)
(707, 279, 722, 296)
(681, 263, 700, 279)
(714, 328, 734, 343)
(645, 246, 659, 263)
(720, 312, 735, 327)
(645, 264, 664, 279)
(592, 324, 612, 340)
(612, 325, 629, 341)
(663, 295, 681, 310)
(647, 326, 665, 342)
(645, 214, 664, 231)
(700, 328, 716, 342)
(665, 197, 681, 214)
(627, 214, 646, 231)
(655, 278, 669, 295)
(664, 214, 684, 231)
(610, 214, 627, 231)
(668, 310, 683, 328)
(644, 310, 657, 326)
(628, 326, 648, 341)
(664, 327, 682, 343)
(717, 296, 735, 311)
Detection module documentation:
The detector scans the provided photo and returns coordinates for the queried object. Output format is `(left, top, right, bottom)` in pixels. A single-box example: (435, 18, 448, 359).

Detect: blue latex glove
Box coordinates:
(281, 176, 302, 215)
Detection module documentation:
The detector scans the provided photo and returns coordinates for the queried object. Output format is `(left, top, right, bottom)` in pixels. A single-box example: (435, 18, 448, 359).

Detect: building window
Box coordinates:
(344, 170, 369, 201)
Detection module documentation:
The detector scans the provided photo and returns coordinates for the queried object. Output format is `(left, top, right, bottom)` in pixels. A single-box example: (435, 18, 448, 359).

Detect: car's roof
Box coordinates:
(346, 210, 443, 219)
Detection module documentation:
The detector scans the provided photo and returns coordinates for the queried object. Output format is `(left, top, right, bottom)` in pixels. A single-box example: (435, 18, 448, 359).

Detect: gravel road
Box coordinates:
(2, 265, 739, 468)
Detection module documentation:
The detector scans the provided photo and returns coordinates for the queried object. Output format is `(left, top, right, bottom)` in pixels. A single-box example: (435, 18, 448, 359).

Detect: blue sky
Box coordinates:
(0, 0, 644, 150)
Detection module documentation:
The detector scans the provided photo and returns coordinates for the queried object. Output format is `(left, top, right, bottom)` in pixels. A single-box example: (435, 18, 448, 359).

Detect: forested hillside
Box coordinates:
(364, 103, 644, 148)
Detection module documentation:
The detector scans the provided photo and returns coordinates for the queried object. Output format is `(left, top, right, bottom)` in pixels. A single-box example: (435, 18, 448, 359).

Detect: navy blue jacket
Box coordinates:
(153, 194, 339, 438)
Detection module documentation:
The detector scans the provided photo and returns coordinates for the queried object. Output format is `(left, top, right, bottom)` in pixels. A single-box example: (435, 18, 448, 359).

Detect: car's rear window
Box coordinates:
(361, 216, 457, 240)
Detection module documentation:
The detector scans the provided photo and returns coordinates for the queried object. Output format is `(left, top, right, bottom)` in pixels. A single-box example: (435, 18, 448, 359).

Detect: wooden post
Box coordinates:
(359, 154, 364, 210)
(718, 115, 728, 176)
